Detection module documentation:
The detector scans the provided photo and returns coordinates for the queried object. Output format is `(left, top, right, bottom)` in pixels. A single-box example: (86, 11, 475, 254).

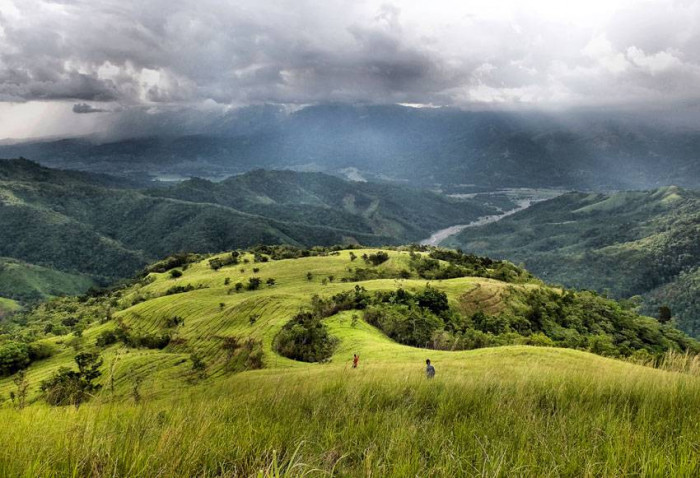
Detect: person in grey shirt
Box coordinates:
(426, 359, 435, 379)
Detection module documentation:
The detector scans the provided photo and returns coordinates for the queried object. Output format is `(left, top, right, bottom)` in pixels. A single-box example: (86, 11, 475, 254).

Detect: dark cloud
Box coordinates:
(72, 103, 107, 114)
(1, 0, 700, 115)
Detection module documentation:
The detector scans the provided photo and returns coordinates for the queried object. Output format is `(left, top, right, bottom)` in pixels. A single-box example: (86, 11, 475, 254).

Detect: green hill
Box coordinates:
(0, 258, 94, 303)
(0, 296, 20, 318)
(447, 187, 700, 336)
(1, 247, 699, 476)
(0, 159, 502, 302)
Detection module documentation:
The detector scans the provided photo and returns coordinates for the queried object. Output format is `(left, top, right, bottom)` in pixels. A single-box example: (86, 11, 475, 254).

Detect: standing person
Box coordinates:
(352, 353, 359, 369)
(425, 359, 435, 379)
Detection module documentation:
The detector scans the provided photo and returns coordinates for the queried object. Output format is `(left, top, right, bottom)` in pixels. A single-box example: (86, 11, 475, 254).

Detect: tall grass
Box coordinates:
(2, 351, 700, 477)
(627, 349, 700, 376)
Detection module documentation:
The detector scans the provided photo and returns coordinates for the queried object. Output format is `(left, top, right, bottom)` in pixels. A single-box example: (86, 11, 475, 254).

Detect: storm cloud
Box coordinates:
(2, 0, 700, 138)
(72, 103, 108, 114)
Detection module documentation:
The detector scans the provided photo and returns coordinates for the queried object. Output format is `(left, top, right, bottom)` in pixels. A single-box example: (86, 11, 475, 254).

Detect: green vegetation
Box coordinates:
(273, 311, 338, 362)
(1, 247, 699, 476)
(0, 159, 504, 302)
(449, 187, 700, 336)
(0, 258, 94, 303)
(0, 296, 20, 318)
(40, 351, 102, 407)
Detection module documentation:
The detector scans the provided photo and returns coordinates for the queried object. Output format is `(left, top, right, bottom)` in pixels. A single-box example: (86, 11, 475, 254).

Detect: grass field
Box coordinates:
(1, 249, 699, 477)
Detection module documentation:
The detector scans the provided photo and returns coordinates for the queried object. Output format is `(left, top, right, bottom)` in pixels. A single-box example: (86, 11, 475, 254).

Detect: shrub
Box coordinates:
(41, 352, 102, 407)
(190, 352, 206, 374)
(364, 305, 444, 347)
(366, 251, 390, 266)
(169, 269, 182, 279)
(0, 341, 30, 377)
(247, 277, 262, 290)
(129, 333, 171, 350)
(221, 337, 264, 372)
(96, 330, 118, 347)
(165, 316, 184, 328)
(415, 286, 449, 315)
(165, 284, 195, 296)
(273, 311, 338, 363)
(209, 252, 240, 271)
(146, 253, 199, 273)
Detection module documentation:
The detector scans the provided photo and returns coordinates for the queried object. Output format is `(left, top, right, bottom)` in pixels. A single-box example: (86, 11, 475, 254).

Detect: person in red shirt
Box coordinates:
(352, 353, 359, 368)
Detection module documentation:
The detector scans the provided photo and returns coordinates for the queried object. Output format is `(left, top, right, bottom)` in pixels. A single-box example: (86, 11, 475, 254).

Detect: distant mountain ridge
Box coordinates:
(2, 104, 700, 191)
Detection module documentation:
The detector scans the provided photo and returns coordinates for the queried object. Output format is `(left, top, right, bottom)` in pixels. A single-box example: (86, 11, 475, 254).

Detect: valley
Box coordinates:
(421, 188, 564, 245)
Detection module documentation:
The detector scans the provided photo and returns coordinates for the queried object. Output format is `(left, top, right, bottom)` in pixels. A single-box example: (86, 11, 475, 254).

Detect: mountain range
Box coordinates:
(2, 104, 700, 191)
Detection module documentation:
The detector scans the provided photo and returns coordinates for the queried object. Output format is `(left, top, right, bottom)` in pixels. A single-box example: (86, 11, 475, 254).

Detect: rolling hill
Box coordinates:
(0, 158, 503, 302)
(1, 247, 699, 476)
(447, 186, 700, 336)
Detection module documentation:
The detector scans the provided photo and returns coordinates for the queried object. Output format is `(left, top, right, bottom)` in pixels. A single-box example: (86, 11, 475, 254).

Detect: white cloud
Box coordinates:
(626, 47, 684, 74)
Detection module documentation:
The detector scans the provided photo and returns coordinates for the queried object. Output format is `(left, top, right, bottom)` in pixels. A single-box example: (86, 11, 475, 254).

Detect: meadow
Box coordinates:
(1, 248, 699, 477)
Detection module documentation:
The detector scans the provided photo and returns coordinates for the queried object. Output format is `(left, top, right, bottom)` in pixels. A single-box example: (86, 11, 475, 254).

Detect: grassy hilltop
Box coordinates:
(1, 247, 700, 477)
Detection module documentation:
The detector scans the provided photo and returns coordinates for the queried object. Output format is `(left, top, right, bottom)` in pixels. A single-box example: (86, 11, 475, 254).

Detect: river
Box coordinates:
(420, 190, 562, 246)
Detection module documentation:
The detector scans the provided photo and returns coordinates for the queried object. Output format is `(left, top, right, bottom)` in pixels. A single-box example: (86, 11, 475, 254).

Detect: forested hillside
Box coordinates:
(0, 159, 501, 302)
(448, 187, 700, 335)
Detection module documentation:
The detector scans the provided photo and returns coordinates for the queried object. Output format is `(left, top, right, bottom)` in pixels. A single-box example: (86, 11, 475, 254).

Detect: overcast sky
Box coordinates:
(1, 0, 700, 139)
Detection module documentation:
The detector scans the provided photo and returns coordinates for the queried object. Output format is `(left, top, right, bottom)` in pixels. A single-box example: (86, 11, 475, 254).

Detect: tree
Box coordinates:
(12, 370, 29, 409)
(0, 341, 30, 377)
(247, 277, 262, 290)
(658, 306, 672, 324)
(41, 352, 103, 407)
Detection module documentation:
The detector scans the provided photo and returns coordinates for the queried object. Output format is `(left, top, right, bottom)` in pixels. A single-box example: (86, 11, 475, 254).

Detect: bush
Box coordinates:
(247, 277, 262, 291)
(165, 284, 195, 295)
(273, 311, 338, 363)
(209, 252, 240, 271)
(128, 333, 171, 350)
(221, 337, 264, 372)
(366, 251, 390, 266)
(146, 253, 199, 273)
(364, 305, 444, 347)
(415, 286, 449, 315)
(0, 341, 30, 377)
(41, 352, 102, 407)
(96, 329, 118, 347)
(165, 316, 184, 328)
(169, 269, 182, 279)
